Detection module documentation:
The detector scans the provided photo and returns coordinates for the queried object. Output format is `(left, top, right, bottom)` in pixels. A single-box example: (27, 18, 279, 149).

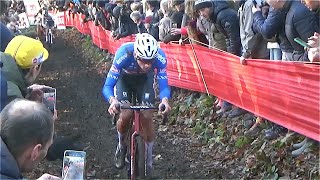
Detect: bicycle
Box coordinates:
(113, 94, 167, 180)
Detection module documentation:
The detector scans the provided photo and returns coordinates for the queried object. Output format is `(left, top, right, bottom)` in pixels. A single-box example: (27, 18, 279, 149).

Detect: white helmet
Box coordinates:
(134, 33, 158, 60)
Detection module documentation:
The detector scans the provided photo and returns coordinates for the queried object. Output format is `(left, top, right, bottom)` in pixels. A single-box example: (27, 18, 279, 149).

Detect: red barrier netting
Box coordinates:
(64, 12, 320, 141)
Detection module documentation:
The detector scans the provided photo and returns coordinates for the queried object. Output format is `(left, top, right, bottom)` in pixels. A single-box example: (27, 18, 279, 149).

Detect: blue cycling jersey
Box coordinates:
(102, 42, 170, 103)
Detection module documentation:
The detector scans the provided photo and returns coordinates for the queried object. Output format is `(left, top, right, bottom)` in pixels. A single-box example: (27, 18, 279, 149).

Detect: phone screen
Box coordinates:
(42, 88, 56, 113)
(62, 150, 86, 180)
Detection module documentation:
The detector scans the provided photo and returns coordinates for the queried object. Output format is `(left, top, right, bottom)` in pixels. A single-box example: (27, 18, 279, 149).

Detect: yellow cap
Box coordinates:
(5, 35, 49, 69)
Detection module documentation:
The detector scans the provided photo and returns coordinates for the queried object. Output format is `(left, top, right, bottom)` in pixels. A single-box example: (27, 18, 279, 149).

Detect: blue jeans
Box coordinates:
(270, 48, 282, 60)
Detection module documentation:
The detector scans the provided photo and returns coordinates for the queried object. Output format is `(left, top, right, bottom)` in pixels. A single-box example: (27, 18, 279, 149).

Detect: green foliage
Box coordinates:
(235, 136, 250, 148)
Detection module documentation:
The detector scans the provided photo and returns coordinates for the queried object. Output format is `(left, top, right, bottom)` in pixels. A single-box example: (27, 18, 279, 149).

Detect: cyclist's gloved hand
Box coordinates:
(108, 97, 120, 115)
(159, 97, 171, 115)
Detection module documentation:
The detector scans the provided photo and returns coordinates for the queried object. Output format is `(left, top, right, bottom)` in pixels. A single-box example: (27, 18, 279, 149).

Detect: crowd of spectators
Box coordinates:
(67, 0, 319, 146)
(0, 0, 27, 34)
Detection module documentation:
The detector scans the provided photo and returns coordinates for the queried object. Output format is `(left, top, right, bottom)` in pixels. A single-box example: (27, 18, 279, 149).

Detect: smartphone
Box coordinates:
(171, 23, 177, 28)
(294, 38, 311, 48)
(62, 150, 86, 180)
(42, 88, 56, 113)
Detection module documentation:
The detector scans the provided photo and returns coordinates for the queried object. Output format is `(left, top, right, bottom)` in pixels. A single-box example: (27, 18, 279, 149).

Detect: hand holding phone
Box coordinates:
(294, 38, 311, 48)
(42, 88, 56, 114)
(62, 150, 86, 180)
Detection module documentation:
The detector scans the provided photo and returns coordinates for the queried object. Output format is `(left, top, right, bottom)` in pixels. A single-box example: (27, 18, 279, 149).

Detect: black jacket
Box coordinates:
(282, 0, 319, 57)
(0, 137, 23, 179)
(209, 0, 241, 56)
(116, 15, 138, 38)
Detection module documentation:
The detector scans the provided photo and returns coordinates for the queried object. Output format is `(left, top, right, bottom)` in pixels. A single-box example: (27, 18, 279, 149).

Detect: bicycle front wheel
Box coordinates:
(46, 33, 52, 50)
(135, 135, 145, 178)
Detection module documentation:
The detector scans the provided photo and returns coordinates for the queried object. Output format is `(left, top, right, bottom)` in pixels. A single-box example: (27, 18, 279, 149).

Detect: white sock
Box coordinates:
(146, 141, 154, 167)
(118, 132, 125, 148)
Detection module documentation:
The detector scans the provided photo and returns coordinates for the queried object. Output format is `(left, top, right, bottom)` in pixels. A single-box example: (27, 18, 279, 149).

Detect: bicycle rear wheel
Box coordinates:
(135, 135, 145, 178)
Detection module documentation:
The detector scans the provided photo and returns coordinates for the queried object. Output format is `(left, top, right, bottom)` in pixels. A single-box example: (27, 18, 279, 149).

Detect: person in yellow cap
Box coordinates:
(1, 35, 49, 104)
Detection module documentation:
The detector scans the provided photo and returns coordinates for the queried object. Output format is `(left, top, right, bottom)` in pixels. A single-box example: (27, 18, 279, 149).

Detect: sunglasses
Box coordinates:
(136, 57, 155, 64)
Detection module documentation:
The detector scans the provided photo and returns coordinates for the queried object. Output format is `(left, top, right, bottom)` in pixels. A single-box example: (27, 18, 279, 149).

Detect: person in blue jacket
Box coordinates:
(102, 33, 171, 177)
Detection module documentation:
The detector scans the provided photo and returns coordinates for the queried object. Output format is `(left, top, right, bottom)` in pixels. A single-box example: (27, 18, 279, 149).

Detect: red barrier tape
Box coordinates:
(65, 12, 320, 141)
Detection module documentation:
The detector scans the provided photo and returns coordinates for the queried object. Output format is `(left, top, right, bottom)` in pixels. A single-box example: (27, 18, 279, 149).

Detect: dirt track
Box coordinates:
(28, 30, 222, 179)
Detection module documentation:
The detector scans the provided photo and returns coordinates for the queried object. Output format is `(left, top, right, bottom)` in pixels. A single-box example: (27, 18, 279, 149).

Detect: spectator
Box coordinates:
(112, 5, 137, 40)
(2, 35, 49, 103)
(159, 0, 171, 41)
(195, 0, 241, 55)
(238, 0, 270, 134)
(195, 0, 243, 117)
(239, 0, 269, 61)
(172, 0, 185, 12)
(95, 1, 112, 29)
(170, 0, 209, 46)
(105, 3, 117, 30)
(6, 18, 20, 34)
(145, 0, 161, 40)
(162, 11, 183, 43)
(0, 99, 59, 180)
(252, 5, 284, 60)
(130, 11, 147, 33)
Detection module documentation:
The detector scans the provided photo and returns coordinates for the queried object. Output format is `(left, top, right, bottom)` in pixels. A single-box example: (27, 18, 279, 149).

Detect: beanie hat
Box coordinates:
(194, 0, 212, 11)
(172, 0, 184, 6)
(130, 11, 142, 21)
(5, 36, 49, 69)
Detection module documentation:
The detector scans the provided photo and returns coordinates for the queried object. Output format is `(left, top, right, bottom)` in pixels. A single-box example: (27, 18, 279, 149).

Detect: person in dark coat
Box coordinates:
(195, 0, 241, 56)
(195, 0, 243, 117)
(162, 11, 184, 43)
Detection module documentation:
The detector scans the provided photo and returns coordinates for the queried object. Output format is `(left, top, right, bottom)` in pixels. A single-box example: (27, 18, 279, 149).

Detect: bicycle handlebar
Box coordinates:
(112, 104, 167, 125)
(120, 105, 158, 110)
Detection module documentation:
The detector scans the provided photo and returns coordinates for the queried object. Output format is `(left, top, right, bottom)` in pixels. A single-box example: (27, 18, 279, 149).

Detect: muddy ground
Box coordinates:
(26, 29, 319, 179)
(26, 30, 216, 179)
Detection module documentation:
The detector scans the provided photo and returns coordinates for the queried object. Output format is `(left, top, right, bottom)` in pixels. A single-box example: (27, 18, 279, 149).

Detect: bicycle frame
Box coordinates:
(120, 105, 157, 180)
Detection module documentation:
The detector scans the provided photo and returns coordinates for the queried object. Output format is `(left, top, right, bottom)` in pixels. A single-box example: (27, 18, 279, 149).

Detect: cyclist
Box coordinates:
(35, 2, 55, 40)
(102, 33, 171, 176)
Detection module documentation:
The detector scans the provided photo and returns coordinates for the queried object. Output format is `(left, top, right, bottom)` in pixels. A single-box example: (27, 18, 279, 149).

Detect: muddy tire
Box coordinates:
(135, 135, 145, 178)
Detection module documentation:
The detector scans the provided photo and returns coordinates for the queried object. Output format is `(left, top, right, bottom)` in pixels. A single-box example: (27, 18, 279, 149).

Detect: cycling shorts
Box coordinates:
(115, 72, 155, 105)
